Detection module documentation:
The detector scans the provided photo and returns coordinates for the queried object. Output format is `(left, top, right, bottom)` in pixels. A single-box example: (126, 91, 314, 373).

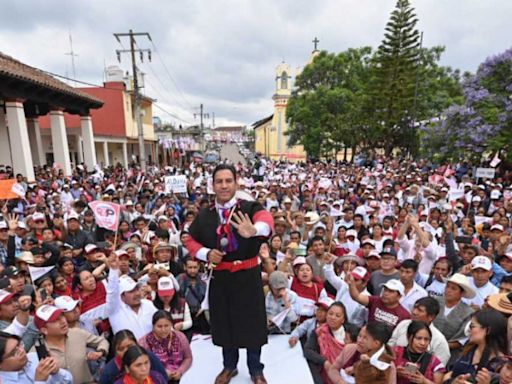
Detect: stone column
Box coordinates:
(122, 142, 129, 169)
(26, 118, 45, 166)
(75, 135, 84, 164)
(103, 141, 110, 167)
(0, 104, 11, 167)
(5, 100, 35, 180)
(49, 110, 71, 175)
(80, 116, 96, 169)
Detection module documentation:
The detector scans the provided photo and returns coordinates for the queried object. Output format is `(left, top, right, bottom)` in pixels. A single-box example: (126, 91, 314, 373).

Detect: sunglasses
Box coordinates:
(34, 220, 45, 224)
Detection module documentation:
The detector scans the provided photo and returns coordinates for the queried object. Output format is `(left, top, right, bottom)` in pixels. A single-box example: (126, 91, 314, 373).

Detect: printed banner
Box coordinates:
(88, 201, 121, 231)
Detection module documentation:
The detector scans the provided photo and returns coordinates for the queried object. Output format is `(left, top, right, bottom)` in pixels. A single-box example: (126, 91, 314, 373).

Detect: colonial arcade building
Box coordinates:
(0, 52, 103, 180)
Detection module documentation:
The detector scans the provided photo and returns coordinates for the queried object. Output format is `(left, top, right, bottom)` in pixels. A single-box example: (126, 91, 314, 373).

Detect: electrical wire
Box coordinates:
(149, 40, 195, 111)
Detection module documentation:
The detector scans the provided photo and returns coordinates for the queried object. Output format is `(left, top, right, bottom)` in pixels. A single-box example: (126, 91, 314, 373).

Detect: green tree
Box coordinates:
(371, 0, 421, 154)
(286, 48, 374, 159)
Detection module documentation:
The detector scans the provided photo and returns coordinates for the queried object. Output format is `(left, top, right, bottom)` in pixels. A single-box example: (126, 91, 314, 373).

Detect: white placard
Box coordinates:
(475, 168, 495, 179)
(449, 188, 465, 202)
(164, 175, 188, 194)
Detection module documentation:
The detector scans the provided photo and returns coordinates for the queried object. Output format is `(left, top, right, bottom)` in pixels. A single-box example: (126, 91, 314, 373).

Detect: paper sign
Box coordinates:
(0, 179, 18, 199)
(89, 201, 121, 231)
(444, 177, 458, 189)
(449, 188, 465, 202)
(207, 177, 214, 195)
(475, 168, 495, 179)
(165, 175, 188, 194)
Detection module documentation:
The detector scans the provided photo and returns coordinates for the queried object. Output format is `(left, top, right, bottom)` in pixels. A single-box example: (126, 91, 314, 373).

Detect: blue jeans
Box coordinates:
(222, 347, 264, 376)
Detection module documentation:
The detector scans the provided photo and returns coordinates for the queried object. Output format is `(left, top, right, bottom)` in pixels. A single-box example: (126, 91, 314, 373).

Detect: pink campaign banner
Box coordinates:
(88, 201, 121, 231)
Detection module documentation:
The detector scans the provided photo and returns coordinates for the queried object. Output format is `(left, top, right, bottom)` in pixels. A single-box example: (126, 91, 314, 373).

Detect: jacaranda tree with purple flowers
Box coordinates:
(421, 48, 512, 161)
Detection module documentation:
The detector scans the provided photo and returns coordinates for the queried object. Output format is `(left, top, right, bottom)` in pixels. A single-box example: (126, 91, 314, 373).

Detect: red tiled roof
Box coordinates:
(0, 51, 103, 106)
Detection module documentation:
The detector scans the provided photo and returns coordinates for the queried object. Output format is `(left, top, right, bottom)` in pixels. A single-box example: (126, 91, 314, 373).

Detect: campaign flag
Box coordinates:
(0, 180, 18, 200)
(490, 152, 502, 167)
(89, 201, 121, 231)
(28, 265, 55, 283)
(428, 174, 443, 186)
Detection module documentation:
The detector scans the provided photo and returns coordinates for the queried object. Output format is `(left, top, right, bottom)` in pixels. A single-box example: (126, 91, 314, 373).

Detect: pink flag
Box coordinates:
(88, 201, 121, 231)
(490, 152, 501, 167)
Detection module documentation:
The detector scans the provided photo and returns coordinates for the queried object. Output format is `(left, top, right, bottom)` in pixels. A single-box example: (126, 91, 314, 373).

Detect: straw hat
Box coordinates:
(446, 273, 476, 299)
(487, 293, 512, 315)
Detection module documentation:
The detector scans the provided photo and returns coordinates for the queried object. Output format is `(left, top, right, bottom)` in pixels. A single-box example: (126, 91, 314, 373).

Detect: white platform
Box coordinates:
(182, 335, 314, 384)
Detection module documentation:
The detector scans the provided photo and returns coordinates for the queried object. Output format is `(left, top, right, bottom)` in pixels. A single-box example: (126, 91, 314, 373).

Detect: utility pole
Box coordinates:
(194, 104, 209, 152)
(212, 112, 215, 128)
(113, 29, 152, 171)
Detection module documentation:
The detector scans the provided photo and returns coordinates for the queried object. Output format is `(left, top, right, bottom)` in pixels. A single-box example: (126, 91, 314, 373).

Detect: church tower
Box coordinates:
(271, 62, 292, 154)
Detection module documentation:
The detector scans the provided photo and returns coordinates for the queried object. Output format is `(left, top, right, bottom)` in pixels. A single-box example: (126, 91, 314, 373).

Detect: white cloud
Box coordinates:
(1, 0, 511, 126)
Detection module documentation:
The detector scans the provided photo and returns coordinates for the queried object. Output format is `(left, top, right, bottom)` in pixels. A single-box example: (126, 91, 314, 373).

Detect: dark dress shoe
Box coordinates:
(251, 374, 268, 384)
(214, 368, 239, 384)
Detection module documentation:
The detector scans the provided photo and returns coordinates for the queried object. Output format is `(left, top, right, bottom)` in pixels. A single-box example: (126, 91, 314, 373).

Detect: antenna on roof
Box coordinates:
(64, 32, 79, 86)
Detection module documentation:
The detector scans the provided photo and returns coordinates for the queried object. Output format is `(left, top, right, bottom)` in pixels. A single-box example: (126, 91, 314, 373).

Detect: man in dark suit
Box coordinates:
(186, 164, 273, 384)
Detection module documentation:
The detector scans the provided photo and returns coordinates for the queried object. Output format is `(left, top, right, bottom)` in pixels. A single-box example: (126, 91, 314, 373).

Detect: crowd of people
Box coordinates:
(0, 155, 512, 383)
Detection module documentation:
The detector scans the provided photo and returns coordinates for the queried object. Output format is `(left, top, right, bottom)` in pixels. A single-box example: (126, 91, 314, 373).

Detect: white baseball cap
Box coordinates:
(381, 279, 405, 296)
(346, 229, 358, 238)
(491, 190, 501, 200)
(32, 212, 45, 221)
(316, 297, 334, 310)
(54, 296, 80, 312)
(84, 244, 98, 254)
(491, 224, 504, 232)
(471, 256, 492, 271)
(119, 275, 139, 294)
(351, 266, 370, 281)
(292, 256, 307, 267)
(66, 211, 80, 221)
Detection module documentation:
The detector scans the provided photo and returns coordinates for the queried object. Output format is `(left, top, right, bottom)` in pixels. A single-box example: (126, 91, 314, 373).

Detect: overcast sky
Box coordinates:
(1, 0, 511, 127)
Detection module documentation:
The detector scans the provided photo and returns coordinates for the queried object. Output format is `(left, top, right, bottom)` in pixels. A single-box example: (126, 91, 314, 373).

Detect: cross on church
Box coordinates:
(312, 37, 319, 51)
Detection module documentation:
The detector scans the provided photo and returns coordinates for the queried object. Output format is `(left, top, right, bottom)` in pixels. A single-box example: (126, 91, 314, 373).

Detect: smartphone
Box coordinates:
(455, 236, 472, 244)
(39, 288, 48, 302)
(404, 362, 418, 374)
(35, 337, 50, 360)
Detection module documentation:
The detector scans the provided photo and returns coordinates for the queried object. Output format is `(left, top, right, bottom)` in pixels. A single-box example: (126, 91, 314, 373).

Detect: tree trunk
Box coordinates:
(343, 147, 348, 162)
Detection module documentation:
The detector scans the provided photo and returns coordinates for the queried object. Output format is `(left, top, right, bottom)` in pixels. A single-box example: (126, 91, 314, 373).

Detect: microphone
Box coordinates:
(211, 238, 229, 269)
(219, 237, 229, 252)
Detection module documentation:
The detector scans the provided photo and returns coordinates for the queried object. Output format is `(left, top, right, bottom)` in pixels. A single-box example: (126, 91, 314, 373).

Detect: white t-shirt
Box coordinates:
(462, 278, 499, 308)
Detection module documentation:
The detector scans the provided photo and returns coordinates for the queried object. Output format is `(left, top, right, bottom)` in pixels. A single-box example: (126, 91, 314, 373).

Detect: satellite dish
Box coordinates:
(235, 190, 255, 201)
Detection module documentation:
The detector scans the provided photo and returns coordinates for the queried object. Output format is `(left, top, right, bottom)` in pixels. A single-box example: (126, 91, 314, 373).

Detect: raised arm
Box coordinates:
(345, 272, 369, 306)
(105, 254, 121, 316)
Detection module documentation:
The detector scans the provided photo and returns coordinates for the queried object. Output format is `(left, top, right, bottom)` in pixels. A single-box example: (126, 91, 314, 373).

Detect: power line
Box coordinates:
(149, 40, 195, 111)
(153, 103, 194, 124)
(142, 61, 193, 113)
(43, 69, 194, 124)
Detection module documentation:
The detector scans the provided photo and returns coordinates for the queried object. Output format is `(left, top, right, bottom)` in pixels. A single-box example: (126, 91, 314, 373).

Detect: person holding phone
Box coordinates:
(0, 331, 73, 383)
(394, 320, 445, 384)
